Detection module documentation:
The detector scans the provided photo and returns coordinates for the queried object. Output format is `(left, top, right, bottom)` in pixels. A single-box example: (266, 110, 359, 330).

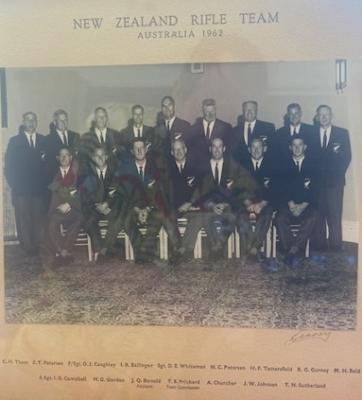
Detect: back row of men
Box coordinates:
(5, 97, 351, 266)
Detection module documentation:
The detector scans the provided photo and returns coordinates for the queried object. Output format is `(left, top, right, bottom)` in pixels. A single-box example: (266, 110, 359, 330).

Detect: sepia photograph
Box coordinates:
(1, 60, 359, 329)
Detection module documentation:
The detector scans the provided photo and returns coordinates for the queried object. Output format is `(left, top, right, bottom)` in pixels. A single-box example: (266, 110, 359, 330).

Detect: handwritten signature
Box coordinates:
(285, 331, 331, 345)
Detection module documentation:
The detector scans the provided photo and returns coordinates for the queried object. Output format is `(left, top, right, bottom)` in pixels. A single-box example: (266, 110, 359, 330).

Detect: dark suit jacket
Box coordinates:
(244, 156, 277, 208)
(118, 124, 154, 154)
(167, 157, 201, 212)
(48, 164, 81, 215)
(277, 156, 318, 208)
(188, 118, 233, 168)
(116, 156, 170, 216)
(44, 129, 80, 182)
(308, 126, 351, 187)
(232, 119, 276, 168)
(79, 127, 119, 170)
(191, 157, 258, 212)
(80, 164, 122, 217)
(153, 116, 191, 157)
(273, 123, 313, 161)
(5, 131, 48, 197)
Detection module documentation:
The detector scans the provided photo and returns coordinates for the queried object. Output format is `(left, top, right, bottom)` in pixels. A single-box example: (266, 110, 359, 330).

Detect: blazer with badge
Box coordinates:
(232, 119, 276, 167)
(118, 124, 155, 155)
(308, 125, 351, 188)
(244, 155, 277, 209)
(48, 164, 81, 215)
(167, 157, 201, 212)
(44, 127, 80, 181)
(191, 157, 258, 213)
(5, 129, 48, 197)
(278, 155, 318, 209)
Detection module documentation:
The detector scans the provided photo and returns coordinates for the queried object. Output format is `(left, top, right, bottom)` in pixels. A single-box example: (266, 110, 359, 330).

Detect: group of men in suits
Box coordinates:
(4, 97, 351, 268)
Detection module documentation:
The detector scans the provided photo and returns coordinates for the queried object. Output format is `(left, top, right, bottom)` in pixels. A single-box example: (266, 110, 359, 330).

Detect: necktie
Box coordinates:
(166, 121, 170, 133)
(293, 127, 297, 136)
(137, 128, 141, 138)
(100, 170, 104, 181)
(322, 130, 327, 149)
(100, 132, 105, 144)
(179, 163, 183, 174)
(214, 162, 219, 185)
(139, 166, 144, 180)
(206, 122, 211, 139)
(30, 135, 35, 148)
(62, 131, 68, 145)
(62, 169, 66, 179)
(247, 123, 252, 145)
(296, 161, 300, 171)
(255, 161, 259, 171)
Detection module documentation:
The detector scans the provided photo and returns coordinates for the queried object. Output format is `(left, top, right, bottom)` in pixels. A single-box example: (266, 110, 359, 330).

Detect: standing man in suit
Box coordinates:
(79, 107, 119, 172)
(4, 111, 48, 257)
(189, 98, 232, 170)
(232, 100, 275, 167)
(118, 104, 154, 158)
(80, 145, 127, 263)
(119, 138, 181, 264)
(275, 135, 318, 266)
(242, 137, 276, 262)
(309, 105, 351, 251)
(181, 137, 257, 261)
(45, 109, 80, 183)
(274, 103, 313, 162)
(42, 146, 83, 267)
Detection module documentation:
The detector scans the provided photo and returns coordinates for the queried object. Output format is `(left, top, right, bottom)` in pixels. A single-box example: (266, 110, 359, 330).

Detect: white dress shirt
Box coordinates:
(244, 120, 256, 146)
(210, 158, 224, 184)
(57, 129, 69, 145)
(252, 157, 263, 171)
(290, 124, 301, 136)
(60, 166, 70, 178)
(25, 131, 36, 147)
(95, 128, 107, 143)
(176, 161, 185, 174)
(96, 166, 107, 180)
(292, 155, 305, 171)
(165, 116, 176, 131)
(135, 160, 147, 179)
(203, 119, 216, 137)
(320, 126, 332, 148)
(133, 125, 144, 138)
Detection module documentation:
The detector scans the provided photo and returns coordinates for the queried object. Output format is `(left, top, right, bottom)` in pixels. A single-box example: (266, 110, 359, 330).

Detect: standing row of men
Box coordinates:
(4, 97, 351, 267)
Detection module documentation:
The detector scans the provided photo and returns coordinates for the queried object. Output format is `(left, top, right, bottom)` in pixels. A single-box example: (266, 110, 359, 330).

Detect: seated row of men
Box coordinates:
(4, 97, 351, 267)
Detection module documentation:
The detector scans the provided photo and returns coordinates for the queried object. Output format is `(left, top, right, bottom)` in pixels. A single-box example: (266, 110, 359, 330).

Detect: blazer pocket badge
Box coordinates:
(40, 151, 46, 160)
(148, 179, 156, 188)
(260, 135, 267, 143)
(108, 187, 117, 197)
(263, 177, 270, 188)
(69, 189, 77, 197)
(333, 142, 341, 153)
(304, 178, 311, 189)
(187, 176, 195, 187)
(226, 179, 234, 189)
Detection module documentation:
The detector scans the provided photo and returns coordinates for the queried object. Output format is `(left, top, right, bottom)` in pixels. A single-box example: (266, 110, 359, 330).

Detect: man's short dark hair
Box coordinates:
(94, 106, 108, 115)
(242, 100, 258, 108)
(171, 135, 187, 149)
(161, 96, 175, 105)
(287, 103, 301, 113)
(131, 137, 146, 146)
(202, 98, 216, 107)
(131, 104, 144, 113)
(22, 111, 37, 120)
(57, 145, 72, 155)
(249, 136, 264, 147)
(316, 104, 332, 113)
(290, 134, 305, 144)
(210, 136, 224, 145)
(53, 109, 68, 119)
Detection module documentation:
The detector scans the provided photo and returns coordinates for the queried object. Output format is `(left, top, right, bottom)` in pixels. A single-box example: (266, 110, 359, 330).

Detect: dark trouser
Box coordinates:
(238, 205, 273, 253)
(126, 210, 181, 262)
(84, 208, 121, 253)
(13, 194, 46, 255)
(275, 205, 317, 254)
(311, 186, 344, 250)
(182, 210, 236, 255)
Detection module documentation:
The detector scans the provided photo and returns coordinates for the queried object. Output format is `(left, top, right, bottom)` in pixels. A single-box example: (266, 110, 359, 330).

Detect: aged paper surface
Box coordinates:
(0, 0, 361, 399)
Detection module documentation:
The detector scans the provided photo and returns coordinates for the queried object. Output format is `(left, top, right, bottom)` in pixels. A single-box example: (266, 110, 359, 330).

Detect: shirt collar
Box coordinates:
(293, 155, 305, 164)
(96, 166, 107, 177)
(244, 119, 256, 130)
(252, 157, 263, 167)
(290, 124, 301, 135)
(165, 116, 176, 127)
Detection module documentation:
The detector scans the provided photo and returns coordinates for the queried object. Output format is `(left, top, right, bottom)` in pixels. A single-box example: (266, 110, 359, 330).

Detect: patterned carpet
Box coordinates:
(4, 244, 358, 329)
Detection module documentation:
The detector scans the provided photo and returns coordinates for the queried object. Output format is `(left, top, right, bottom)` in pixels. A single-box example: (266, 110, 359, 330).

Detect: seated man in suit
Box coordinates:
(181, 137, 257, 261)
(232, 100, 275, 168)
(189, 98, 232, 169)
(118, 138, 181, 265)
(118, 104, 154, 159)
(242, 137, 276, 262)
(41, 146, 83, 267)
(79, 107, 119, 173)
(80, 145, 127, 263)
(45, 109, 80, 183)
(273, 103, 313, 162)
(275, 135, 318, 266)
